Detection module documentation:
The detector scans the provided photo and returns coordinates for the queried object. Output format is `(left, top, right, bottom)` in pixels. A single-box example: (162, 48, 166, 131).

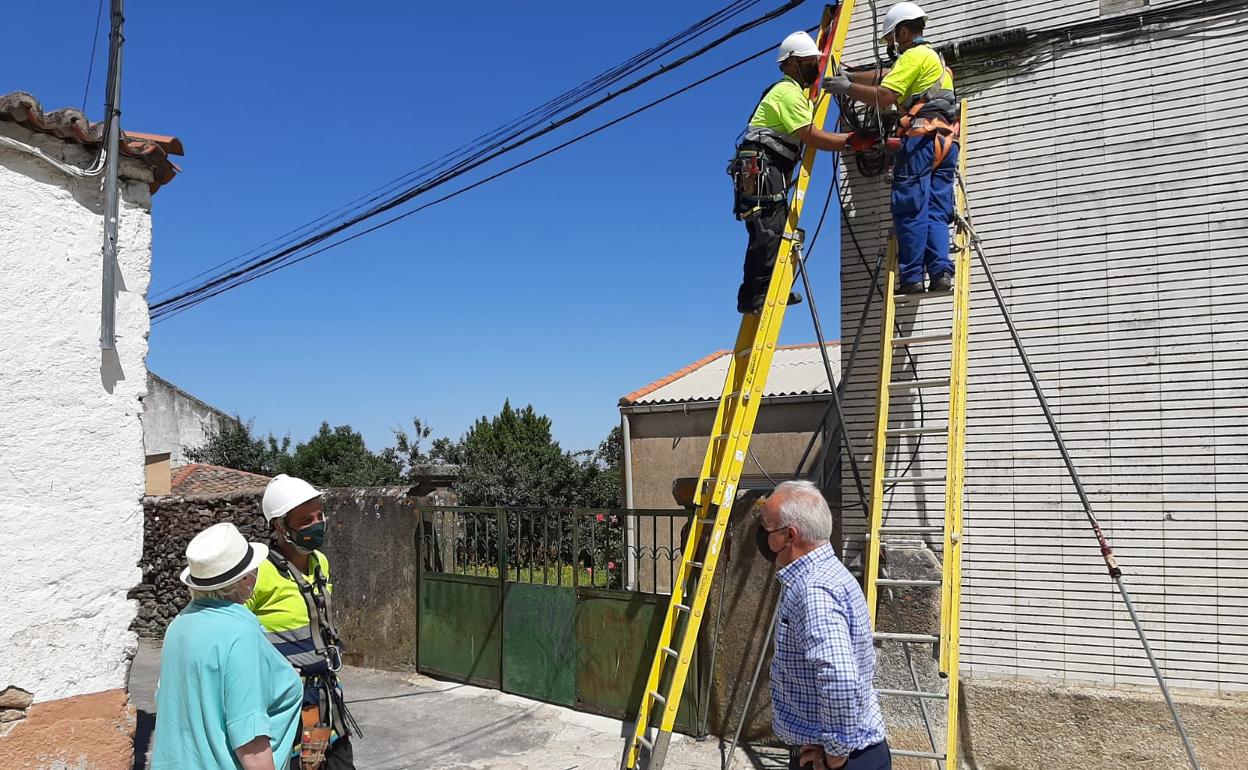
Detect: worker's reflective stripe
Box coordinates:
(265, 625, 331, 676)
(741, 126, 802, 164)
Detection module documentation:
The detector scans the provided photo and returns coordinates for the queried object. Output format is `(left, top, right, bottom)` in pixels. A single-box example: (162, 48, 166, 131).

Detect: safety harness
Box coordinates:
(728, 81, 805, 220)
(895, 43, 960, 169)
(268, 551, 360, 770)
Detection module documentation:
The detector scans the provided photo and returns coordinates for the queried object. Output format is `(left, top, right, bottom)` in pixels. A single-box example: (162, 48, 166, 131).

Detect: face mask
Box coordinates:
(796, 58, 821, 87)
(284, 520, 326, 553)
(755, 522, 779, 564)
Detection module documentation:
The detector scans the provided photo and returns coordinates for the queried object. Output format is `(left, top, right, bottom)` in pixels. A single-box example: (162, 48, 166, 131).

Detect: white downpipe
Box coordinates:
(621, 412, 637, 591)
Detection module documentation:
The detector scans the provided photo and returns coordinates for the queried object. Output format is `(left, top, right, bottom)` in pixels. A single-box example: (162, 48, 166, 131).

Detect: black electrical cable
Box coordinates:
(154, 40, 782, 322)
(151, 0, 810, 319)
(151, 0, 771, 302)
(80, 0, 106, 112)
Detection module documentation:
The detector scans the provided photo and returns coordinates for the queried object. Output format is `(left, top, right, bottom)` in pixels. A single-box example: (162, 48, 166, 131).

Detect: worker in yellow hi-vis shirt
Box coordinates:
(730, 31, 863, 315)
(247, 474, 358, 770)
(823, 1, 959, 296)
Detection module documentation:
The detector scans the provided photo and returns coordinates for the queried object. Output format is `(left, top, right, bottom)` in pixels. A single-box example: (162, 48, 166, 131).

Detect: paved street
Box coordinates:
(129, 640, 787, 770)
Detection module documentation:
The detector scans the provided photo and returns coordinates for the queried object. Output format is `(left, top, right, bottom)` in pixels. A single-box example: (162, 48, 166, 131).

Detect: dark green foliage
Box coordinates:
(188, 404, 622, 508)
(184, 417, 289, 476)
(284, 422, 404, 487)
(440, 401, 621, 508)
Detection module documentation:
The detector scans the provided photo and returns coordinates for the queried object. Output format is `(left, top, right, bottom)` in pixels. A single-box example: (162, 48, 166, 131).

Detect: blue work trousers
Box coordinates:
(892, 133, 958, 286)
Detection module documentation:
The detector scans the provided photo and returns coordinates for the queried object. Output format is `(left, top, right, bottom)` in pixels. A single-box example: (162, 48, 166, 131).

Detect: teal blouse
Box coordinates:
(151, 599, 302, 769)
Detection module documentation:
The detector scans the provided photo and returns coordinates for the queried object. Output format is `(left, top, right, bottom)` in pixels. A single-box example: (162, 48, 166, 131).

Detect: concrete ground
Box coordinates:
(129, 640, 787, 770)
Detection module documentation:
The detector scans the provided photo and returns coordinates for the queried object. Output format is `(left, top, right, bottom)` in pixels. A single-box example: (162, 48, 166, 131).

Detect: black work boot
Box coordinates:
(785, 291, 803, 307)
(897, 281, 926, 295)
(929, 272, 953, 292)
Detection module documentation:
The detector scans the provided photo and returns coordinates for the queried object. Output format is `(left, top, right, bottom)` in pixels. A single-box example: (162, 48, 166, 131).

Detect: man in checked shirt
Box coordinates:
(757, 480, 891, 770)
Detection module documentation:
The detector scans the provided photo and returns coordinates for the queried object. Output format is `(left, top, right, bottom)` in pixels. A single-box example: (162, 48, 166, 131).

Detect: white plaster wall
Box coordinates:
(0, 128, 151, 702)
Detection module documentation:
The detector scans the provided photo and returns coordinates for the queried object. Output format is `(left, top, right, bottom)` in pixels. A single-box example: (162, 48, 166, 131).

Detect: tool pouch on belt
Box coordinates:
(300, 705, 332, 770)
(727, 148, 780, 220)
(728, 139, 794, 220)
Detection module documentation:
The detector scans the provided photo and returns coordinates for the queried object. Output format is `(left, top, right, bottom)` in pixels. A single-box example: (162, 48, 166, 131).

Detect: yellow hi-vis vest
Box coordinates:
(245, 550, 334, 676)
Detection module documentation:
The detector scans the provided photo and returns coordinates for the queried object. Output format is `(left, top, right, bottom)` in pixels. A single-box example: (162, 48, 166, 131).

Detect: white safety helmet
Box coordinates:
(261, 473, 322, 522)
(880, 1, 927, 40)
(777, 31, 821, 62)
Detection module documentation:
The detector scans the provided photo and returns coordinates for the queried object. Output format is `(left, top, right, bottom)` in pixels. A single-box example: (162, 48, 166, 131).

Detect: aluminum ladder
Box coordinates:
(862, 100, 972, 768)
(621, 4, 855, 768)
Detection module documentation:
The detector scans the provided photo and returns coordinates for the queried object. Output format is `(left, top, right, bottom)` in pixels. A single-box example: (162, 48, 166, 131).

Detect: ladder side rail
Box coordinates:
(654, 0, 857, 734)
(624, 4, 856, 768)
(941, 99, 972, 768)
(863, 237, 897, 624)
(690, 320, 756, 507)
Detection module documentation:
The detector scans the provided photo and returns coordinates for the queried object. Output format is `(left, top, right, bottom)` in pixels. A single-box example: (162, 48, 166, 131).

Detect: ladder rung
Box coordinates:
(877, 688, 948, 700)
(685, 560, 704, 569)
(674, 603, 691, 613)
(892, 333, 951, 346)
(648, 690, 667, 705)
(639, 735, 654, 750)
(885, 426, 947, 437)
(895, 290, 952, 304)
(662, 646, 678, 658)
(879, 525, 945, 535)
(875, 632, 939, 644)
(892, 749, 946, 760)
(877, 578, 941, 587)
(888, 377, 950, 390)
(882, 474, 946, 484)
(735, 347, 754, 357)
(697, 518, 717, 526)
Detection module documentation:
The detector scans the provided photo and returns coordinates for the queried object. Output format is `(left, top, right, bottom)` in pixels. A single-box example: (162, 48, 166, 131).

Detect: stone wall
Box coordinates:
(322, 489, 437, 670)
(136, 483, 454, 663)
(133, 492, 269, 638)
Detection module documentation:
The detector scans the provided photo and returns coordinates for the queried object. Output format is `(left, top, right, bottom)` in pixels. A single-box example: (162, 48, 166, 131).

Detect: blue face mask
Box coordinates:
(285, 520, 326, 552)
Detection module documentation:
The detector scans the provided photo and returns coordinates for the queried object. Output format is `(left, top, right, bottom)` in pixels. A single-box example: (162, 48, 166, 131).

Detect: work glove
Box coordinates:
(822, 72, 852, 96)
(845, 131, 877, 153)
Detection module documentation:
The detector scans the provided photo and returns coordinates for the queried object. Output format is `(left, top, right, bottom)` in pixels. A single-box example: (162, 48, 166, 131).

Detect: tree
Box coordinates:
(449, 401, 583, 507)
(573, 425, 623, 508)
(184, 418, 289, 476)
(382, 417, 435, 481)
(284, 422, 403, 488)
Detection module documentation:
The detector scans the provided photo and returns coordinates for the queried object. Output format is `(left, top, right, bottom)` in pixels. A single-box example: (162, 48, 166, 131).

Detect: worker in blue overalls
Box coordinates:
(823, 2, 959, 295)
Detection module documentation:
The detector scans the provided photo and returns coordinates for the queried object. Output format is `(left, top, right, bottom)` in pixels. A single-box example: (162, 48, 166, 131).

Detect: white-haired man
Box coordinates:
(757, 480, 890, 769)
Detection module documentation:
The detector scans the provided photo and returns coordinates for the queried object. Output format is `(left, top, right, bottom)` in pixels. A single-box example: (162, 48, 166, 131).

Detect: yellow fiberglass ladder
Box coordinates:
(621, 4, 855, 769)
(862, 100, 972, 768)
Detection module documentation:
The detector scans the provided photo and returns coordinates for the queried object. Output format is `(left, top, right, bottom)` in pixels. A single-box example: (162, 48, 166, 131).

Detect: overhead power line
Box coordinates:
(152, 0, 772, 304)
(153, 38, 787, 322)
(151, 0, 809, 321)
(81, 0, 107, 112)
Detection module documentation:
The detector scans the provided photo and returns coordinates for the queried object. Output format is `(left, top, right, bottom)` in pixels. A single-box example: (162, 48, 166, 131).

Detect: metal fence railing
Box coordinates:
(418, 507, 691, 594)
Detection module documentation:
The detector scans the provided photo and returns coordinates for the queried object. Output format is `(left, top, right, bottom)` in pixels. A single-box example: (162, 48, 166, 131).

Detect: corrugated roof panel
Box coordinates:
(626, 344, 841, 405)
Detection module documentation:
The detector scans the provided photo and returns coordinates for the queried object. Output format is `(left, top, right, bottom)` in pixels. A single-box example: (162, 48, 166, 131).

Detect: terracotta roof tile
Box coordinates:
(170, 464, 271, 496)
(0, 91, 183, 193)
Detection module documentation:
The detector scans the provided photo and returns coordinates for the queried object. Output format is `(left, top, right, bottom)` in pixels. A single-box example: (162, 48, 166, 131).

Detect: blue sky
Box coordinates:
(5, 0, 841, 454)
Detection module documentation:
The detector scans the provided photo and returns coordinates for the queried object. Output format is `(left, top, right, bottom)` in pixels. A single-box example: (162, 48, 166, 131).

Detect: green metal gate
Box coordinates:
(416, 507, 701, 730)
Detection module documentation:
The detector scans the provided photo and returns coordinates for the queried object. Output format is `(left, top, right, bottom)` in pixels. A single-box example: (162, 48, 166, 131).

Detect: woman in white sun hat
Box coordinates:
(150, 522, 302, 770)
